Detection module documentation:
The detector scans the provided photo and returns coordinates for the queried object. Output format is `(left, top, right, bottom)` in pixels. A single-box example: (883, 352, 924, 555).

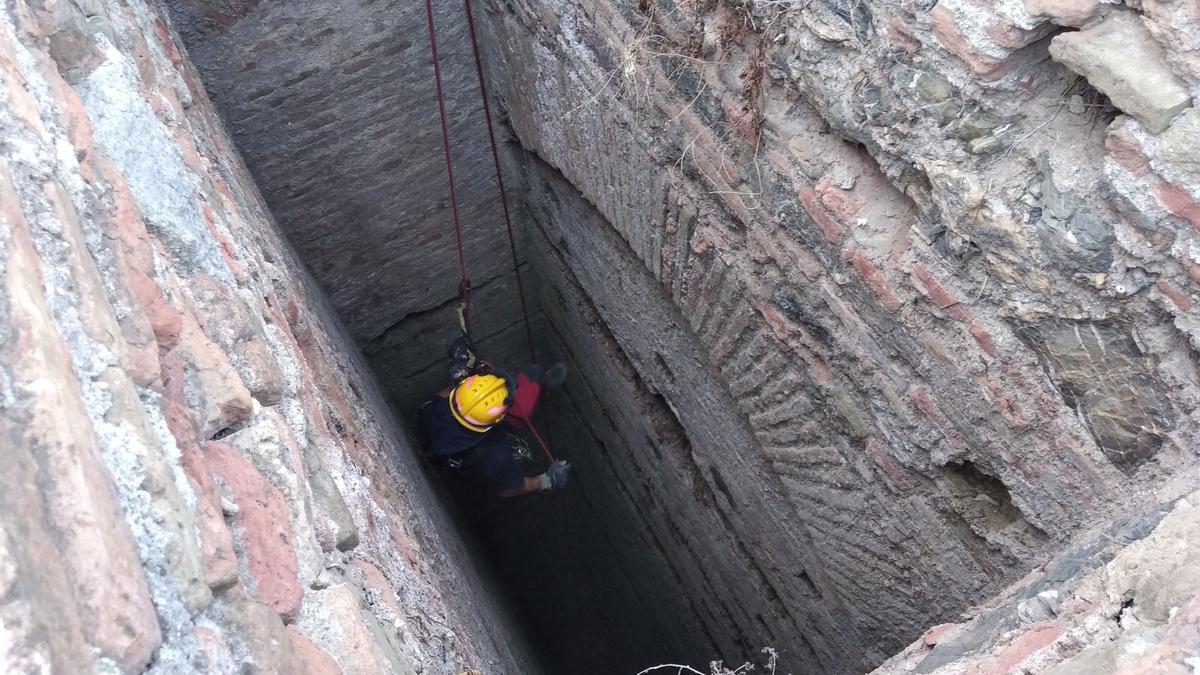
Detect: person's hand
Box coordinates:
(542, 460, 571, 490)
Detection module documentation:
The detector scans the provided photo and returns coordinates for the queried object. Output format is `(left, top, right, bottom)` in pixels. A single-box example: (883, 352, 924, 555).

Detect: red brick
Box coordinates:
(757, 298, 796, 344)
(799, 187, 845, 242)
(1155, 279, 1194, 311)
(1157, 183, 1200, 231)
(0, 40, 48, 137)
(887, 19, 922, 52)
(922, 622, 961, 647)
(846, 246, 902, 311)
(976, 622, 1063, 675)
(809, 358, 834, 386)
(867, 438, 915, 493)
(204, 442, 303, 620)
(95, 157, 183, 354)
(912, 265, 973, 321)
(1183, 258, 1200, 285)
(1105, 124, 1150, 176)
(0, 166, 162, 672)
(910, 385, 938, 418)
(930, 5, 1015, 81)
(287, 627, 341, 675)
(980, 372, 1033, 430)
(816, 176, 862, 224)
(178, 435, 238, 591)
(969, 320, 999, 357)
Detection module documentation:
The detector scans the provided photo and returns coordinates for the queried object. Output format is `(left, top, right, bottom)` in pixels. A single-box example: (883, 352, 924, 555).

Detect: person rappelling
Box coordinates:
(419, 0, 567, 496)
(418, 319, 571, 497)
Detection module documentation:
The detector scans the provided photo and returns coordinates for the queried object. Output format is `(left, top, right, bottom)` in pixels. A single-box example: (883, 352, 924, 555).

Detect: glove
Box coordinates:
(538, 461, 571, 490)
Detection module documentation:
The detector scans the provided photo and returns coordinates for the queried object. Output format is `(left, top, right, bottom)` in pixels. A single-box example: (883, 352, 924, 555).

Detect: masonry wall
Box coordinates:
(0, 2, 535, 672)
(480, 0, 1200, 670)
(165, 0, 541, 417)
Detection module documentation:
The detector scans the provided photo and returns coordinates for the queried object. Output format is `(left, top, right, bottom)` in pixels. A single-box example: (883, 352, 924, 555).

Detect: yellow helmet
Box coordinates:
(449, 374, 510, 432)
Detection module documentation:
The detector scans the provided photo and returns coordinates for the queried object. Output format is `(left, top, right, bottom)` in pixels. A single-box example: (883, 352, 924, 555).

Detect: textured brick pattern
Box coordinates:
(166, 0, 528, 346)
(0, 2, 534, 672)
(482, 0, 1200, 670)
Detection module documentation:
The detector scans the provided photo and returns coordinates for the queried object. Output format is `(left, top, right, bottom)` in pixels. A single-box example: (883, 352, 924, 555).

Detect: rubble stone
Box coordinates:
(205, 441, 304, 620)
(297, 583, 411, 675)
(1049, 10, 1192, 132)
(225, 410, 325, 586)
(288, 626, 343, 675)
(208, 595, 304, 674)
(1158, 107, 1200, 176)
(1023, 0, 1101, 27)
(0, 0, 535, 672)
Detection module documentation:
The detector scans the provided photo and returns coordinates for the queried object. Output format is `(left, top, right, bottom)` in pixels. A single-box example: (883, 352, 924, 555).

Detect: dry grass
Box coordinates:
(637, 647, 781, 675)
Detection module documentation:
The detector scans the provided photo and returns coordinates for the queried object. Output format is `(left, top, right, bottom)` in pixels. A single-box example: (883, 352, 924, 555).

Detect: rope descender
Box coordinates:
(456, 277, 472, 336)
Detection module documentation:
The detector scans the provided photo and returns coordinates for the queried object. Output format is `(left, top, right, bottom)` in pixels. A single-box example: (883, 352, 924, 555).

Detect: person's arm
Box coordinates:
(498, 461, 571, 498)
(499, 476, 546, 498)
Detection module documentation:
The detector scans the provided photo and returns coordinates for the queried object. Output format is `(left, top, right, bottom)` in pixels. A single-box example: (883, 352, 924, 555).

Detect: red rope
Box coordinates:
(463, 0, 536, 362)
(527, 419, 557, 464)
(428, 1, 559, 470)
(423, 0, 473, 335)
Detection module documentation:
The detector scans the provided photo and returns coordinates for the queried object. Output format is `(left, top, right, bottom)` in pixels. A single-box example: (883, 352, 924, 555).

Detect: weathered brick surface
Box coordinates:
(872, 492, 1200, 674)
(479, 0, 1200, 670)
(13, 0, 1195, 672)
(164, 0, 531, 351)
(0, 1, 535, 672)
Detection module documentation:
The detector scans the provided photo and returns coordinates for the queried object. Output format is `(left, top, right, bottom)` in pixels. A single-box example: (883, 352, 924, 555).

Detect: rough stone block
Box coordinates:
(931, 2, 1052, 80)
(166, 305, 254, 437)
(297, 583, 413, 675)
(1022, 0, 1100, 27)
(46, 0, 109, 83)
(1046, 625, 1168, 674)
(207, 595, 304, 674)
(287, 626, 342, 675)
(188, 272, 286, 404)
(225, 410, 325, 585)
(205, 441, 304, 620)
(179, 437, 239, 590)
(1049, 11, 1192, 132)
(1159, 107, 1200, 176)
(1016, 319, 1175, 470)
(304, 441, 360, 552)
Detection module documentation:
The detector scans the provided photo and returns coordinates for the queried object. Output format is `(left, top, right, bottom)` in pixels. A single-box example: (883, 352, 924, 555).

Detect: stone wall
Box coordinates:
(481, 0, 1200, 670)
(0, 1, 535, 672)
(872, 489, 1200, 675)
(165, 0, 541, 416)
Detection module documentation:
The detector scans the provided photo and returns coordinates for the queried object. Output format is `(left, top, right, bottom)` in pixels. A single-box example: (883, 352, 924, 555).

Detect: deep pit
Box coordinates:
(4, 0, 1200, 674)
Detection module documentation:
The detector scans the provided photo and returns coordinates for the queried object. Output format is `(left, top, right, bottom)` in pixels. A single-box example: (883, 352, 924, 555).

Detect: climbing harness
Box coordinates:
(422, 0, 555, 464)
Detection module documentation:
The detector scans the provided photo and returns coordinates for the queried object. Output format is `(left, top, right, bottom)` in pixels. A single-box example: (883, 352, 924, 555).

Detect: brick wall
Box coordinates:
(481, 0, 1200, 670)
(164, 0, 536, 358)
(0, 1, 534, 672)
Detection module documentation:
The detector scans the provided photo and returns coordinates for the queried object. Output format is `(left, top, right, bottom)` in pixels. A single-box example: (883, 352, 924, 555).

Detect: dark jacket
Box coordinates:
(418, 395, 527, 493)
